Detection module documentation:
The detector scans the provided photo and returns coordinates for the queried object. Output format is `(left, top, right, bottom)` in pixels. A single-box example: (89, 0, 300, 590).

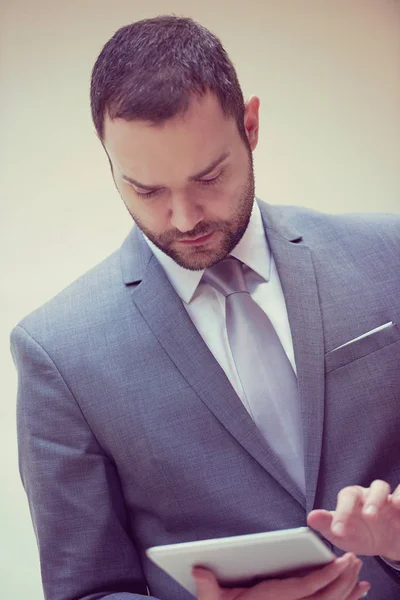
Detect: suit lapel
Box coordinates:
(259, 203, 325, 512)
(120, 227, 305, 508)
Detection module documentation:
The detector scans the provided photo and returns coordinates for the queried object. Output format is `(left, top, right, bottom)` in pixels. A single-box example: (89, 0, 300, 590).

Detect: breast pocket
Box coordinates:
(325, 322, 400, 373)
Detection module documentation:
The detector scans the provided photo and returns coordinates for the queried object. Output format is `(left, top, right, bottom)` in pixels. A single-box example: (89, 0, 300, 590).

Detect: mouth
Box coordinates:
(178, 231, 215, 246)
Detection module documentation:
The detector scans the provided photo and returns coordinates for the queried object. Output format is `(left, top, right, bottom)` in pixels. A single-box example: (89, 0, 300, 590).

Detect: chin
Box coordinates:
(170, 250, 220, 271)
(170, 243, 234, 271)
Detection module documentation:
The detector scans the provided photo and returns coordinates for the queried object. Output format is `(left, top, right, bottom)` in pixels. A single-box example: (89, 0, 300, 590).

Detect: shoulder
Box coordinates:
(270, 203, 400, 251)
(282, 203, 398, 233)
(13, 248, 124, 346)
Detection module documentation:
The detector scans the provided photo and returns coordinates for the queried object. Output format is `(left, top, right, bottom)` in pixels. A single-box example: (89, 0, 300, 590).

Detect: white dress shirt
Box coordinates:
(145, 201, 297, 406)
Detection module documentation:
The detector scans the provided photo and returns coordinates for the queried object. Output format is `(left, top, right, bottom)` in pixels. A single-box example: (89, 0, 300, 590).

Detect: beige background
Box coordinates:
(1, 0, 399, 597)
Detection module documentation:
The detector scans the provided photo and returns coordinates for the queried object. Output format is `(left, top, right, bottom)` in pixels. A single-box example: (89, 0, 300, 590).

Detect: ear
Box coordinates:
(243, 95, 260, 151)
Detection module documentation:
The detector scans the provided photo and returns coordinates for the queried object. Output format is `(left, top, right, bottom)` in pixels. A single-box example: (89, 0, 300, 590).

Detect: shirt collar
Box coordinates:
(144, 200, 271, 304)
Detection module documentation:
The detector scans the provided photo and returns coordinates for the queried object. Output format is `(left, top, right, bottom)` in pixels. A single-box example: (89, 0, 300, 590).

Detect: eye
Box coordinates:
(134, 188, 159, 199)
(199, 171, 224, 187)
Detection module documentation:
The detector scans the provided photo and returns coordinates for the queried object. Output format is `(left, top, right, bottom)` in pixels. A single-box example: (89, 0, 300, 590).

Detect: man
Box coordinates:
(11, 15, 400, 600)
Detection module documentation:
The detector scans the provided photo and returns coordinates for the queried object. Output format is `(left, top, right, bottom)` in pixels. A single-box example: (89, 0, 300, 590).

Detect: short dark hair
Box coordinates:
(90, 15, 246, 140)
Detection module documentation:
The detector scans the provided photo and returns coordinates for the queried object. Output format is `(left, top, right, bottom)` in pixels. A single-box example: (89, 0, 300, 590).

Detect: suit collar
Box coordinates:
(257, 200, 303, 244)
(259, 207, 325, 512)
(120, 225, 153, 285)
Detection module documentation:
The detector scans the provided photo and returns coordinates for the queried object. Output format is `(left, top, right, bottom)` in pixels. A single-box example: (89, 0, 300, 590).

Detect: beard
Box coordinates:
(125, 155, 255, 271)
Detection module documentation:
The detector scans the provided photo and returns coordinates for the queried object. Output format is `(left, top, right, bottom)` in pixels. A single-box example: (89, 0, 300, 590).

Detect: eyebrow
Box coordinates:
(189, 151, 230, 180)
(121, 151, 230, 191)
(121, 174, 160, 191)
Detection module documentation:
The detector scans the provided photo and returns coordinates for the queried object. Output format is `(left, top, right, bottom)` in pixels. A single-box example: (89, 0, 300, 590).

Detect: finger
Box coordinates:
(331, 486, 365, 536)
(283, 552, 354, 597)
(307, 510, 357, 549)
(307, 510, 342, 547)
(307, 509, 334, 537)
(362, 480, 391, 518)
(340, 557, 362, 598)
(347, 581, 371, 600)
(311, 556, 361, 600)
(193, 567, 220, 600)
(389, 483, 400, 509)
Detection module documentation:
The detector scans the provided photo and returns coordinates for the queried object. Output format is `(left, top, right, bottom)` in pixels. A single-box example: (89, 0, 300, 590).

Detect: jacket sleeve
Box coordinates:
(11, 324, 160, 600)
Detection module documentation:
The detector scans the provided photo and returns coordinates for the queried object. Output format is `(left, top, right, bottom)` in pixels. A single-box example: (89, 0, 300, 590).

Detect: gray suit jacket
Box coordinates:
(11, 201, 400, 600)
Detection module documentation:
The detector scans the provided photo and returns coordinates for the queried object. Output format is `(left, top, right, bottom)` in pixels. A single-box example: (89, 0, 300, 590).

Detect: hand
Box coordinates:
(193, 552, 370, 600)
(308, 480, 400, 561)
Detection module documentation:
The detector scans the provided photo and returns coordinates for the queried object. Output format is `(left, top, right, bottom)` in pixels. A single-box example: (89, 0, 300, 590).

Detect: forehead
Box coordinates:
(103, 93, 238, 182)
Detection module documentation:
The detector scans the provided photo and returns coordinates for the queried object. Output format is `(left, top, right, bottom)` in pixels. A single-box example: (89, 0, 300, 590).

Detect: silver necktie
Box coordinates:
(204, 257, 305, 493)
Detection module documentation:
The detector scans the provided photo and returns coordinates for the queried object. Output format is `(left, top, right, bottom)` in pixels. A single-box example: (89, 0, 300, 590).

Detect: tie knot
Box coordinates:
(203, 257, 248, 297)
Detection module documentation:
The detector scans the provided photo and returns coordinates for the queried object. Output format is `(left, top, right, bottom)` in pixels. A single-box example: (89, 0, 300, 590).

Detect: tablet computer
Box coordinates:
(146, 527, 334, 596)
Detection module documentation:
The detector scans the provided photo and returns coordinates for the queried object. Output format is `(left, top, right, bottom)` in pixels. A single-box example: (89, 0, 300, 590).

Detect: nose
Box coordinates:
(169, 193, 203, 233)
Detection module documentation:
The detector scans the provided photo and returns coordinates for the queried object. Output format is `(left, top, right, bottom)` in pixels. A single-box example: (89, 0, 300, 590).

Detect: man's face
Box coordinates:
(103, 93, 259, 270)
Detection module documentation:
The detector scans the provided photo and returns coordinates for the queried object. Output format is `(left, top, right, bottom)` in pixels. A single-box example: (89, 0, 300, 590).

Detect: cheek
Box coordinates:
(130, 196, 171, 233)
(215, 179, 246, 213)
(221, 163, 250, 199)
(117, 182, 159, 221)
(146, 207, 170, 232)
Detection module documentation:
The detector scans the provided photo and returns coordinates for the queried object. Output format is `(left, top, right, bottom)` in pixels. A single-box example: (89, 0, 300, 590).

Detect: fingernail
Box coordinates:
(359, 582, 371, 597)
(332, 521, 345, 535)
(364, 505, 377, 516)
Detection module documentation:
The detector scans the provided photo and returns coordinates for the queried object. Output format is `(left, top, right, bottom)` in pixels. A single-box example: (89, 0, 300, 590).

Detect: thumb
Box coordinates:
(193, 567, 220, 600)
(307, 509, 335, 540)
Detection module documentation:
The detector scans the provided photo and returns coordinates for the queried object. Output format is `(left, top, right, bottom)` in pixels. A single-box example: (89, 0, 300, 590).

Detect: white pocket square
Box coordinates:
(333, 321, 393, 351)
